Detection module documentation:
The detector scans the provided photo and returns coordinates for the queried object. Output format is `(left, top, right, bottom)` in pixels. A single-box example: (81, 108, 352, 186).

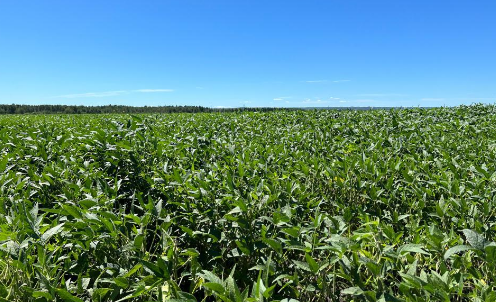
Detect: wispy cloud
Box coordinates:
(332, 80, 351, 83)
(273, 96, 292, 101)
(303, 98, 324, 104)
(301, 97, 344, 104)
(279, 96, 346, 106)
(55, 89, 174, 98)
(276, 96, 380, 107)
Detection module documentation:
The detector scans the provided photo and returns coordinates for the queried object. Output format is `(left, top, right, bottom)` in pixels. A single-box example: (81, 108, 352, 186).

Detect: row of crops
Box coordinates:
(1, 105, 496, 301)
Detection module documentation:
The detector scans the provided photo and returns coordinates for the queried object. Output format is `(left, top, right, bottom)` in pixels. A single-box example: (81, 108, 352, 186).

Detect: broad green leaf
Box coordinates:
(398, 244, 429, 255)
(0, 284, 7, 298)
(263, 238, 282, 254)
(113, 277, 129, 289)
(293, 260, 311, 272)
(444, 245, 473, 259)
(41, 223, 65, 243)
(305, 253, 319, 274)
(341, 287, 364, 295)
(55, 288, 84, 302)
(32, 291, 53, 300)
(203, 282, 225, 294)
(462, 229, 486, 250)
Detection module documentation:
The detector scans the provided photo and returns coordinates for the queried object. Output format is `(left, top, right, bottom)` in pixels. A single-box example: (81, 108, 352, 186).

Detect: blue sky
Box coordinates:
(0, 0, 495, 108)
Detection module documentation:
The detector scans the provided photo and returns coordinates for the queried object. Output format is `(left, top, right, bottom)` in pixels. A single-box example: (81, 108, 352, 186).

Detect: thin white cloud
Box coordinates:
(273, 96, 292, 101)
(280, 96, 348, 106)
(134, 89, 174, 93)
(332, 80, 351, 83)
(300, 98, 331, 105)
(303, 98, 324, 104)
(55, 89, 174, 98)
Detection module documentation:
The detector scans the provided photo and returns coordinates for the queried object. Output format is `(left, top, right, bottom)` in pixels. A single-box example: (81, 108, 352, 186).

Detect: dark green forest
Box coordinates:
(0, 104, 284, 114)
(0, 104, 419, 114)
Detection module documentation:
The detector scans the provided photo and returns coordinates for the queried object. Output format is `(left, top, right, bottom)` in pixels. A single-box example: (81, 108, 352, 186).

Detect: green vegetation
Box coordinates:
(0, 104, 281, 115)
(1, 105, 496, 301)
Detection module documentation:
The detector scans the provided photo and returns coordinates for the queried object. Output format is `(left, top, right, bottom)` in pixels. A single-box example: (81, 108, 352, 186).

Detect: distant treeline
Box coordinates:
(0, 104, 283, 114)
(0, 104, 442, 114)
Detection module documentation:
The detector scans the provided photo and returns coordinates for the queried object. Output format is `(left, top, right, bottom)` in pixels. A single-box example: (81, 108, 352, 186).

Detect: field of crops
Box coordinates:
(1, 105, 496, 301)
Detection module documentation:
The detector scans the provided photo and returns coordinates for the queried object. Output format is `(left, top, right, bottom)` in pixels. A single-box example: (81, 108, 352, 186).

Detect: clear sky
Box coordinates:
(0, 0, 495, 108)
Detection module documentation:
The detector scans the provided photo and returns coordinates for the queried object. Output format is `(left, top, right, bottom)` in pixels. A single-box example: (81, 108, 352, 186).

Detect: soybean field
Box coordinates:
(1, 105, 496, 301)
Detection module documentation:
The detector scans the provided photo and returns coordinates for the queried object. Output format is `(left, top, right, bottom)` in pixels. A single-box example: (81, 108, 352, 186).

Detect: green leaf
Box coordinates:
(115, 285, 146, 302)
(32, 291, 53, 300)
(462, 229, 486, 250)
(293, 260, 311, 272)
(305, 253, 319, 274)
(41, 223, 65, 243)
(341, 287, 364, 295)
(263, 238, 282, 254)
(282, 226, 300, 238)
(444, 245, 473, 260)
(263, 284, 276, 299)
(124, 264, 142, 278)
(203, 282, 226, 294)
(141, 260, 168, 278)
(398, 244, 429, 255)
(61, 205, 83, 219)
(485, 245, 496, 262)
(134, 234, 144, 250)
(199, 270, 223, 284)
(0, 284, 7, 298)
(235, 240, 251, 255)
(79, 199, 97, 209)
(168, 291, 197, 302)
(0, 156, 8, 172)
(55, 288, 84, 302)
(114, 277, 129, 289)
(92, 288, 111, 300)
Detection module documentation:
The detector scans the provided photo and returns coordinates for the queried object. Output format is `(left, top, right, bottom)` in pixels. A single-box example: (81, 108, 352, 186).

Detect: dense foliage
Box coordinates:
(0, 104, 285, 115)
(0, 104, 402, 115)
(1, 105, 496, 301)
